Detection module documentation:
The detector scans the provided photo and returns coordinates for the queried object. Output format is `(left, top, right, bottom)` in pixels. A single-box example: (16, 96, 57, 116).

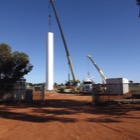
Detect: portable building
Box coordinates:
(106, 78, 129, 95)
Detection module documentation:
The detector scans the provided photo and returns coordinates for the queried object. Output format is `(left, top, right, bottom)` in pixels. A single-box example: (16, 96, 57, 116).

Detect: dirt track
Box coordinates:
(0, 93, 140, 140)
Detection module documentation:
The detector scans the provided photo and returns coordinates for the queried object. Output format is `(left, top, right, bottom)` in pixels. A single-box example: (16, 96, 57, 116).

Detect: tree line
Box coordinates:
(0, 43, 33, 95)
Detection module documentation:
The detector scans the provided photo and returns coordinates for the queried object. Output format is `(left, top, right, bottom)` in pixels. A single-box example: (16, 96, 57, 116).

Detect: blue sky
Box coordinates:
(0, 0, 140, 84)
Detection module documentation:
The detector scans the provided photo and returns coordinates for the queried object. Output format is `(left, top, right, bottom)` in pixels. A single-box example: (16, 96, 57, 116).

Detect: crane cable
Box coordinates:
(48, 2, 52, 31)
(86, 56, 90, 78)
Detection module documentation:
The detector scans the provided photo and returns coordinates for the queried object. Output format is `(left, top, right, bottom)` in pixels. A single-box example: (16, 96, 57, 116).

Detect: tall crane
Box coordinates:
(49, 0, 77, 83)
(87, 55, 106, 84)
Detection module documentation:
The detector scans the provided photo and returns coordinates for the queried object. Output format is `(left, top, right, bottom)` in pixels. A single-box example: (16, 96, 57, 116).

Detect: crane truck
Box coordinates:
(87, 55, 106, 84)
(81, 55, 107, 94)
(49, 0, 78, 92)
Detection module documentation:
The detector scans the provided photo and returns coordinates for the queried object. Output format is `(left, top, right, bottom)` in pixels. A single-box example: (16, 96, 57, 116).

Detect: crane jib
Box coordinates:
(50, 0, 77, 82)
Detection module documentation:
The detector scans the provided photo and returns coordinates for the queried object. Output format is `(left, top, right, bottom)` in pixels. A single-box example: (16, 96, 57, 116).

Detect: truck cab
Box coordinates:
(82, 78, 94, 94)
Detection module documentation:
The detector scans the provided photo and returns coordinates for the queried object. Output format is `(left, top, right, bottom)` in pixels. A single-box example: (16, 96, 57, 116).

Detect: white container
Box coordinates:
(106, 78, 129, 95)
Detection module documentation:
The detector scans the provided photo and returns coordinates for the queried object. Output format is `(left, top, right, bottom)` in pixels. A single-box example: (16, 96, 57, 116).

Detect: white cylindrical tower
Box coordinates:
(46, 32, 54, 90)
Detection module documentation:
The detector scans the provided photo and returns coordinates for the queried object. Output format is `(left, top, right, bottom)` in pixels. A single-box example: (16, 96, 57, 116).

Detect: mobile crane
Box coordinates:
(87, 55, 106, 84)
(50, 0, 78, 91)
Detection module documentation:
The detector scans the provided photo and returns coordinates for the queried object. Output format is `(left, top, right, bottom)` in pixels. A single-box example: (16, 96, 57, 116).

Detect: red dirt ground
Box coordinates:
(0, 93, 140, 140)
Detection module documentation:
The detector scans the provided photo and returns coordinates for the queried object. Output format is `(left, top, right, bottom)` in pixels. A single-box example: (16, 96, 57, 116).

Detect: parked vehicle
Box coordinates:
(82, 78, 94, 94)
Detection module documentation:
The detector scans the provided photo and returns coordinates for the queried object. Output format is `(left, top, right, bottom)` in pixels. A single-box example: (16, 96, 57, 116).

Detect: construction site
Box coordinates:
(44, 0, 140, 104)
(0, 0, 140, 140)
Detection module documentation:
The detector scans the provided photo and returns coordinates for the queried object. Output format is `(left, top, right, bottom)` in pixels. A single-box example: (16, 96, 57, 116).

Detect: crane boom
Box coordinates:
(50, 0, 77, 82)
(87, 55, 106, 84)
